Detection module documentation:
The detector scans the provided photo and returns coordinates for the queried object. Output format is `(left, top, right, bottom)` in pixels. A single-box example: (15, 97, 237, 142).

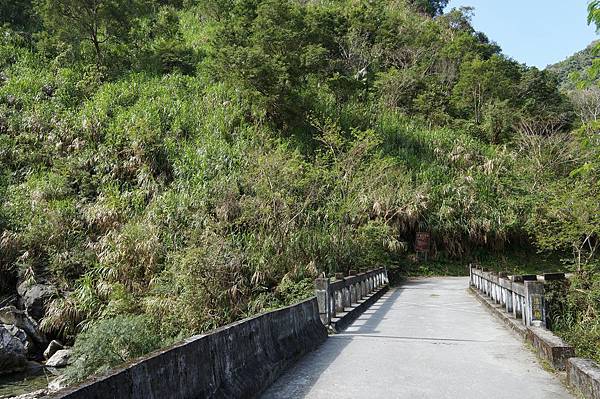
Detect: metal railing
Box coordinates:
(314, 267, 388, 326)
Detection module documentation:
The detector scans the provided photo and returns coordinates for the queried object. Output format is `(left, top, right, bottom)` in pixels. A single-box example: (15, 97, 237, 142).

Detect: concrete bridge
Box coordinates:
(50, 268, 600, 399)
(262, 277, 572, 399)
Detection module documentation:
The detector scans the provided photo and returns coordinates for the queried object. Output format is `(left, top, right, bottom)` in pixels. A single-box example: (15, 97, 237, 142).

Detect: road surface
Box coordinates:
(262, 277, 573, 399)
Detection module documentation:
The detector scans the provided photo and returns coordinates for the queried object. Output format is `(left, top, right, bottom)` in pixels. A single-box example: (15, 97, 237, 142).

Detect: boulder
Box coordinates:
(44, 340, 64, 359)
(0, 324, 28, 374)
(17, 283, 56, 321)
(48, 374, 69, 392)
(0, 306, 47, 348)
(45, 349, 71, 368)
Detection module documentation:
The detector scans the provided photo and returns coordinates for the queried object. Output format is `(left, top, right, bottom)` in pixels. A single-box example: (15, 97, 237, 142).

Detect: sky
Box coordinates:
(445, 1, 598, 68)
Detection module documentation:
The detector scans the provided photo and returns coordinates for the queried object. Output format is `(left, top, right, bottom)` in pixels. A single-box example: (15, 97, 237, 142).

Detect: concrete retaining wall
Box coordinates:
(48, 298, 327, 399)
(526, 326, 574, 371)
(568, 358, 600, 399)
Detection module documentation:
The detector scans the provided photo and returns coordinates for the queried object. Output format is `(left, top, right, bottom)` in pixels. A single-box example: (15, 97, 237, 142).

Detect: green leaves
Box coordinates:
(65, 315, 164, 383)
(589, 0, 600, 29)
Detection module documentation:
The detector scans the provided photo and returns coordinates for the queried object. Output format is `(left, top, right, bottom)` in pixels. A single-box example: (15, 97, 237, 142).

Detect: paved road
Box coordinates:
(262, 277, 573, 399)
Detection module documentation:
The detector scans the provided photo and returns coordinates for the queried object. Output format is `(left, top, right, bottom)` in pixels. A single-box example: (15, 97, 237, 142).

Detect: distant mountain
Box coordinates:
(546, 41, 599, 91)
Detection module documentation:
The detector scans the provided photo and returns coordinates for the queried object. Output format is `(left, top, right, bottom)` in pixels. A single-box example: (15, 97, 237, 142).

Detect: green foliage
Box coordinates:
(551, 271, 600, 363)
(547, 41, 599, 91)
(0, 0, 39, 31)
(0, 0, 596, 382)
(408, 0, 449, 17)
(64, 315, 164, 383)
(36, 0, 152, 65)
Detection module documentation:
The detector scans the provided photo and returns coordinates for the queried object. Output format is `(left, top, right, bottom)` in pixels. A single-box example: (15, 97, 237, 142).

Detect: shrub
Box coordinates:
(65, 315, 164, 383)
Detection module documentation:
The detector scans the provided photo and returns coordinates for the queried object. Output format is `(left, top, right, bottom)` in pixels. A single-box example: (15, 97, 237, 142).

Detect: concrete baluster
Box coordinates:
(345, 286, 351, 308)
(511, 291, 517, 318)
(315, 277, 330, 325)
(525, 280, 545, 328)
(335, 289, 343, 313)
(469, 264, 473, 286)
(496, 284, 502, 304)
(505, 287, 513, 313)
(330, 292, 336, 318)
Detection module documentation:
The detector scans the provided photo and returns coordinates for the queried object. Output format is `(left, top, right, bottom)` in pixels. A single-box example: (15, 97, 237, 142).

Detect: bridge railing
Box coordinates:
(314, 267, 388, 326)
(469, 265, 565, 328)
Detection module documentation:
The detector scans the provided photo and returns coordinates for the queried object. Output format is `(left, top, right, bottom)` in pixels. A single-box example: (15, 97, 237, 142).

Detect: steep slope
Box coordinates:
(546, 40, 599, 90)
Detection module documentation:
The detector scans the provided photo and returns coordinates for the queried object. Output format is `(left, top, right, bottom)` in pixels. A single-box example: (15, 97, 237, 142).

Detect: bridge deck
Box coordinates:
(261, 277, 573, 399)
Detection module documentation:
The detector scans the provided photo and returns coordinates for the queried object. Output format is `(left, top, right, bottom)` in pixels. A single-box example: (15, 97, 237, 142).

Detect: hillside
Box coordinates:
(547, 40, 599, 90)
(0, 0, 598, 391)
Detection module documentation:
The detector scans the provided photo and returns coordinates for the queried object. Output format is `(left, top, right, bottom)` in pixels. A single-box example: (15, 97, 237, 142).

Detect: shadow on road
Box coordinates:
(261, 284, 407, 398)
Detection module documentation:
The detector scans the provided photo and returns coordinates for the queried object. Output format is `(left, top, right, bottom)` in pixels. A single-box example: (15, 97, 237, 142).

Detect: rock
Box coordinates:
(0, 324, 28, 374)
(44, 340, 64, 359)
(45, 349, 71, 368)
(41, 84, 55, 97)
(355, 66, 368, 80)
(48, 374, 69, 393)
(0, 306, 47, 348)
(17, 283, 56, 321)
(6, 95, 17, 106)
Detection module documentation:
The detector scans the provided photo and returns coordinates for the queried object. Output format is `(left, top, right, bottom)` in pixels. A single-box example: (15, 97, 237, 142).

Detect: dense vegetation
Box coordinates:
(547, 40, 599, 91)
(0, 0, 598, 380)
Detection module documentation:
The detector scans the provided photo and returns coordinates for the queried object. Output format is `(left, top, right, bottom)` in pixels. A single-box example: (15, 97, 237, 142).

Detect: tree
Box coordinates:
(36, 0, 150, 65)
(570, 86, 600, 124)
(451, 55, 519, 124)
(0, 0, 39, 31)
(516, 68, 573, 136)
(408, 0, 449, 17)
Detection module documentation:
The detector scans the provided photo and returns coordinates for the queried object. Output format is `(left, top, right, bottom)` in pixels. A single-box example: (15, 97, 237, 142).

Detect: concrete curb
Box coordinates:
(330, 284, 389, 332)
(469, 285, 527, 339)
(568, 358, 600, 399)
(469, 286, 574, 371)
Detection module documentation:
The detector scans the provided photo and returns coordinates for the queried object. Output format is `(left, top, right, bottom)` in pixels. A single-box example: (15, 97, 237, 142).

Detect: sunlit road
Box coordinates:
(262, 277, 573, 399)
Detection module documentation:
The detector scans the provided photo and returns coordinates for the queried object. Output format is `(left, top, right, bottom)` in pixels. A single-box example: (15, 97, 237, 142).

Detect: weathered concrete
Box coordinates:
(329, 285, 388, 332)
(49, 298, 327, 399)
(470, 275, 576, 371)
(470, 285, 527, 338)
(527, 326, 575, 371)
(262, 278, 573, 399)
(567, 358, 600, 399)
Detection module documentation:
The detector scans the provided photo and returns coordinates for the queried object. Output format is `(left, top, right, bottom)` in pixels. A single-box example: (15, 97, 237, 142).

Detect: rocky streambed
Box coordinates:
(0, 283, 70, 398)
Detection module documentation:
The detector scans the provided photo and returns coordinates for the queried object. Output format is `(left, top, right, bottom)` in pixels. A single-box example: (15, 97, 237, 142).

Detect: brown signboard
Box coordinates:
(415, 232, 430, 252)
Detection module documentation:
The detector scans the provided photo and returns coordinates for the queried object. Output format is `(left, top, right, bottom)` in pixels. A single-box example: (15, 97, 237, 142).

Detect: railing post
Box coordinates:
(469, 264, 474, 286)
(525, 280, 545, 328)
(330, 291, 336, 318)
(359, 268, 367, 298)
(315, 277, 330, 325)
(333, 273, 344, 313)
(498, 272, 507, 307)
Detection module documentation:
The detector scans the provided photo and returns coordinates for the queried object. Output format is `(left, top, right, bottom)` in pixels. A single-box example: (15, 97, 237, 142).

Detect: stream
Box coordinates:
(0, 368, 52, 398)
